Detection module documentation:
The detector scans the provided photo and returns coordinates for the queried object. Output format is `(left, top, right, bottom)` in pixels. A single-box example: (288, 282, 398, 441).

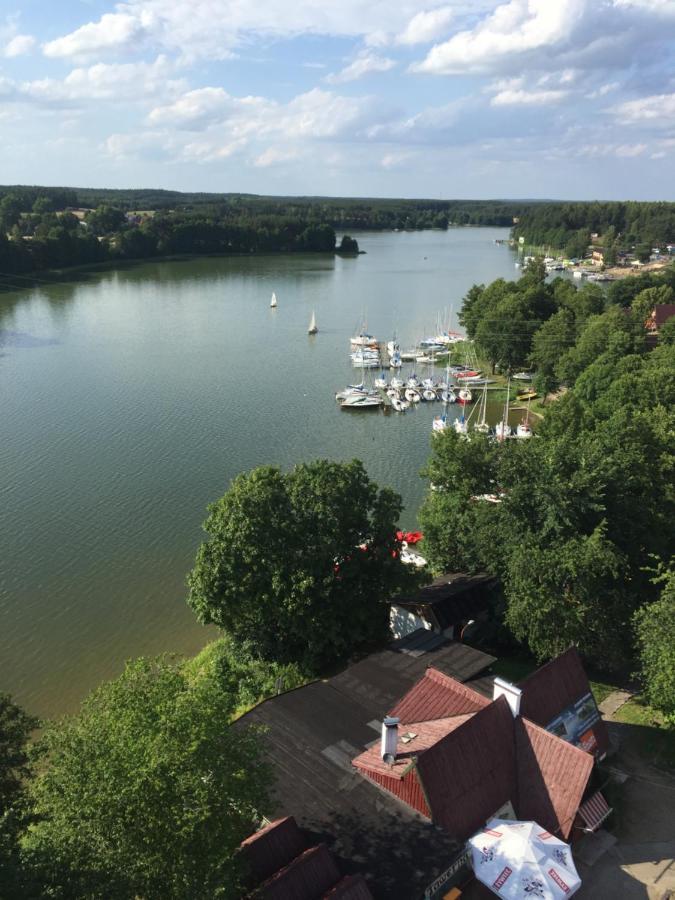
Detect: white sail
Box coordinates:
(270, 292, 277, 308)
(308, 310, 317, 334)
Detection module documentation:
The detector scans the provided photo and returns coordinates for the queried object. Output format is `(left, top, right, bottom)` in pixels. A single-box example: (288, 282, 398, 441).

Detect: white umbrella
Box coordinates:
(468, 818, 581, 899)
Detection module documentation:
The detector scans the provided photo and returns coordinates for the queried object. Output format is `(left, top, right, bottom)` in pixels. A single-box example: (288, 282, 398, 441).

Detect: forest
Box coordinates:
(512, 201, 675, 258)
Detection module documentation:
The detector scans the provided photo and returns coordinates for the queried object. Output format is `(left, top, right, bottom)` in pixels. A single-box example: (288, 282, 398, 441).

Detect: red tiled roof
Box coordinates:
(353, 715, 473, 778)
(652, 304, 675, 328)
(259, 844, 341, 900)
(390, 666, 490, 723)
(240, 816, 307, 883)
(517, 647, 609, 756)
(416, 697, 517, 840)
(515, 718, 594, 840)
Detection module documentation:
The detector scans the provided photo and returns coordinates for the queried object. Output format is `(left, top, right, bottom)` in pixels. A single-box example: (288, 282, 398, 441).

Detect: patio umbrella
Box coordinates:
(468, 818, 581, 899)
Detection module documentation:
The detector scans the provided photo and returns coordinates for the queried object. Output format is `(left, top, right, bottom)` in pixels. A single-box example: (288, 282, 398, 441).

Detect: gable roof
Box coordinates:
(515, 717, 594, 839)
(240, 816, 307, 884)
(258, 844, 341, 900)
(389, 666, 490, 723)
(415, 696, 517, 839)
(241, 818, 374, 900)
(353, 715, 473, 779)
(518, 647, 594, 724)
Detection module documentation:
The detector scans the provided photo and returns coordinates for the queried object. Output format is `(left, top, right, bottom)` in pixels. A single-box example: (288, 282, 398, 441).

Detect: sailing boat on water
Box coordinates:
(270, 292, 278, 308)
(474, 380, 490, 433)
(308, 310, 318, 334)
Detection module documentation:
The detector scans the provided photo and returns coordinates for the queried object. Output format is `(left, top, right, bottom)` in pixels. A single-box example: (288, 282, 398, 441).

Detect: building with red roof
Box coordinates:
(238, 633, 610, 899)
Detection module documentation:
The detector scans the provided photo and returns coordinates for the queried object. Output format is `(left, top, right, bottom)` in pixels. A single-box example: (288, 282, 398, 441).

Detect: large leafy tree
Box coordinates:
(634, 569, 675, 724)
(0, 695, 38, 898)
(187, 459, 417, 670)
(24, 657, 271, 900)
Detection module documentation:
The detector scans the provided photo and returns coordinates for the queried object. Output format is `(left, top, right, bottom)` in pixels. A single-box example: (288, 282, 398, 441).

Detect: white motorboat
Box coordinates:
(270, 292, 278, 308)
(350, 332, 377, 347)
(432, 415, 447, 432)
(390, 376, 404, 390)
(308, 310, 318, 334)
(405, 388, 421, 403)
(335, 384, 367, 401)
(422, 388, 437, 401)
(400, 541, 427, 567)
(340, 393, 383, 409)
(400, 350, 417, 361)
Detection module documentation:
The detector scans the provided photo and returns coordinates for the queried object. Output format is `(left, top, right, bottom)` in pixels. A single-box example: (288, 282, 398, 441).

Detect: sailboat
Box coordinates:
(495, 378, 512, 441)
(474, 381, 490, 433)
(270, 292, 278, 308)
(308, 310, 318, 334)
(516, 396, 533, 438)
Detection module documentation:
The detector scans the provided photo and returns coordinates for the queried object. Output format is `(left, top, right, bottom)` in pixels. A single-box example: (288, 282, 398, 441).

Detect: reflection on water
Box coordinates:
(0, 229, 517, 718)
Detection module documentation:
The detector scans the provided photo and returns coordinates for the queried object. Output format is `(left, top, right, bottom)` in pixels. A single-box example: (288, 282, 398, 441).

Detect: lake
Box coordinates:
(0, 227, 517, 718)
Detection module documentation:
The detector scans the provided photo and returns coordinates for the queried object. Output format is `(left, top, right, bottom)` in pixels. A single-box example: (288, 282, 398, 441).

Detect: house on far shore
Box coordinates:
(389, 572, 497, 640)
(645, 304, 675, 335)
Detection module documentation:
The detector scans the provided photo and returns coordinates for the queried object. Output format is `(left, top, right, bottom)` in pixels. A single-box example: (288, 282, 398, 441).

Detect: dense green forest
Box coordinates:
(512, 201, 675, 257)
(424, 262, 675, 680)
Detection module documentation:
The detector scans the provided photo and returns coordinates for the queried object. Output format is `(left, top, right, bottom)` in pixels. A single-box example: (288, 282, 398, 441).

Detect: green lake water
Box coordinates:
(0, 228, 518, 718)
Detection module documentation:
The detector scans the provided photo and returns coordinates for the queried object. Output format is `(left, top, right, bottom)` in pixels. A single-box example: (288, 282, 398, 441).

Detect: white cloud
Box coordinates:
(612, 92, 675, 123)
(576, 141, 648, 157)
(615, 142, 648, 156)
(40, 1, 461, 62)
(4, 34, 35, 57)
(586, 81, 620, 98)
(381, 150, 413, 167)
(613, 0, 675, 12)
(325, 53, 396, 84)
(24, 56, 182, 104)
(254, 146, 303, 167)
(397, 7, 454, 44)
(148, 88, 372, 142)
(43, 12, 148, 59)
(412, 0, 585, 74)
(491, 87, 568, 106)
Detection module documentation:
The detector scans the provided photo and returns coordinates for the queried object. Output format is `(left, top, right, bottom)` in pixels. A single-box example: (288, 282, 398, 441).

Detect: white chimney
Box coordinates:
(493, 677, 522, 718)
(381, 716, 400, 762)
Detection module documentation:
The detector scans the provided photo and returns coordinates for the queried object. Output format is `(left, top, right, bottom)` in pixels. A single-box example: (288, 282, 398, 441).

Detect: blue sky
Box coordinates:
(0, 0, 674, 198)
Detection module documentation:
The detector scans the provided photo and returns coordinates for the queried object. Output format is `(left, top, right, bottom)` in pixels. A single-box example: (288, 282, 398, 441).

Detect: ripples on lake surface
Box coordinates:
(0, 228, 517, 717)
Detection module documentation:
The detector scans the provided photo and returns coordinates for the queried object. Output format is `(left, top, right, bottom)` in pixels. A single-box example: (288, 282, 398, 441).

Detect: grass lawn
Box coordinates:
(614, 695, 675, 771)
